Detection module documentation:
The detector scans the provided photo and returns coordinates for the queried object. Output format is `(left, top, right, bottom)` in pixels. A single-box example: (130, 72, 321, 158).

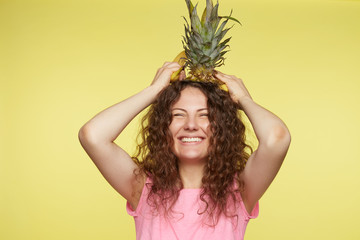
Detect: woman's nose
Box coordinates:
(184, 116, 199, 131)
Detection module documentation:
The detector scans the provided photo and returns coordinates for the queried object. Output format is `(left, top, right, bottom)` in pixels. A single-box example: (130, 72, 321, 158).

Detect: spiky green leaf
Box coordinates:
(199, 55, 211, 64)
(215, 26, 231, 41)
(219, 15, 241, 25)
(218, 37, 231, 49)
(185, 0, 194, 18)
(205, 0, 213, 21)
(190, 4, 202, 33)
(201, 7, 207, 25)
(214, 19, 228, 38)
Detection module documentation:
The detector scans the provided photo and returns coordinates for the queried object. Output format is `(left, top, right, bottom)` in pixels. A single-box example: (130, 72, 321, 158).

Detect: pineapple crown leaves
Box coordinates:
(182, 0, 241, 74)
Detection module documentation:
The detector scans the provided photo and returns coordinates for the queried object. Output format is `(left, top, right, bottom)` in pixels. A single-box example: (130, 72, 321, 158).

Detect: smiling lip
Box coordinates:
(179, 137, 204, 143)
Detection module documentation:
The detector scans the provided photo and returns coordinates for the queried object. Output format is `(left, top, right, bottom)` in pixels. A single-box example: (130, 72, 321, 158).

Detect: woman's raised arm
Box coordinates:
(215, 71, 291, 214)
(78, 62, 182, 209)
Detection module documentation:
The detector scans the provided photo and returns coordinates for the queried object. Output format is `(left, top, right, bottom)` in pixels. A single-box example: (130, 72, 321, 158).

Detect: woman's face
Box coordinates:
(169, 87, 211, 164)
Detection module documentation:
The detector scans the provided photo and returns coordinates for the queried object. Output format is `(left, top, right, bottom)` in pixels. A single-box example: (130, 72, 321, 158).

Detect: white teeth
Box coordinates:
(181, 137, 202, 143)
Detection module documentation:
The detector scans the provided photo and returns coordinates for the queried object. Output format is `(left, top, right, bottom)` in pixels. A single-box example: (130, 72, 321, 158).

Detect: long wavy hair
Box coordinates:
(132, 80, 253, 226)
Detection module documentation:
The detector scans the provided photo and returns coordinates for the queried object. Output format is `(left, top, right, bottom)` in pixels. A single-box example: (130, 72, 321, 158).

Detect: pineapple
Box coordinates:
(173, 0, 240, 84)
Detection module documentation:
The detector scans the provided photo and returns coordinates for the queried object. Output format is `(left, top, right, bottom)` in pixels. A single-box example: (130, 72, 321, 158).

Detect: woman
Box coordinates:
(78, 62, 291, 239)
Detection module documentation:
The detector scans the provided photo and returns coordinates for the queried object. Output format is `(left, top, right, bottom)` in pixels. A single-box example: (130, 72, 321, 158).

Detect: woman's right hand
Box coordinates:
(150, 62, 185, 91)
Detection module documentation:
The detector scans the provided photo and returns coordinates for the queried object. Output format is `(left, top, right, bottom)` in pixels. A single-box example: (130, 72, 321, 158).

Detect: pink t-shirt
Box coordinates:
(127, 178, 259, 240)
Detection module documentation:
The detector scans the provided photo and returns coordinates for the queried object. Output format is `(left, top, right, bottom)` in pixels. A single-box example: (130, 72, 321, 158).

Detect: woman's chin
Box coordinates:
(176, 153, 208, 164)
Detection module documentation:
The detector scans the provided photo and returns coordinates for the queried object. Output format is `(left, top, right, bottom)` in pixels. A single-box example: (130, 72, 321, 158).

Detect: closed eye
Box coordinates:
(173, 113, 185, 117)
(199, 112, 209, 117)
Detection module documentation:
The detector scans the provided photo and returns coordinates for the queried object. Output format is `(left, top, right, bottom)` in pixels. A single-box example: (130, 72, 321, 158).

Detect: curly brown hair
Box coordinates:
(132, 80, 253, 226)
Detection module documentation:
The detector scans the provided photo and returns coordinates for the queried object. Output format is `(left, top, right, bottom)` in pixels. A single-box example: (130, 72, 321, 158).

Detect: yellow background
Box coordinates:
(1, 0, 359, 239)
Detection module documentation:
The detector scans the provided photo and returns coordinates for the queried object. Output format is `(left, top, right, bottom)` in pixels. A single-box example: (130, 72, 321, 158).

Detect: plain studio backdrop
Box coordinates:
(1, 0, 359, 239)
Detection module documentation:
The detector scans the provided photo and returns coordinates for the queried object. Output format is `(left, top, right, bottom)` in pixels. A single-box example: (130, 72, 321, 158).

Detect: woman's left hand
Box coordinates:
(214, 71, 253, 106)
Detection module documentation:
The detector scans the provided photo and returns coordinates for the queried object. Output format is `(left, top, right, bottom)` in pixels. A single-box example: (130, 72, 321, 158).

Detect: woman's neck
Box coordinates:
(178, 162, 205, 189)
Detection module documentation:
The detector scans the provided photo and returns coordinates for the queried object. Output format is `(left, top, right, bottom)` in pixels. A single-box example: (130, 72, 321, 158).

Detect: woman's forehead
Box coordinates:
(172, 87, 208, 109)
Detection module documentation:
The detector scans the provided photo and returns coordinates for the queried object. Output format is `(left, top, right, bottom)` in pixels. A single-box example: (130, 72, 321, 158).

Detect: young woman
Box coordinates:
(78, 62, 291, 239)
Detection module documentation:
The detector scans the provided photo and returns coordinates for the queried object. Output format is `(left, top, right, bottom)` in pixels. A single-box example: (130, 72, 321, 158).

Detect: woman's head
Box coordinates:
(169, 86, 211, 165)
(133, 80, 252, 224)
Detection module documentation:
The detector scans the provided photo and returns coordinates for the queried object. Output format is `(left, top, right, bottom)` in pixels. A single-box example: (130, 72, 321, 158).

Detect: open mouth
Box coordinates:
(180, 137, 203, 143)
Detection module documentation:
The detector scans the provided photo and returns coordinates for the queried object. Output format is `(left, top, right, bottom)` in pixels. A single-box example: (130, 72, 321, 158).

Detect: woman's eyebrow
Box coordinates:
(172, 108, 208, 112)
(171, 108, 186, 112)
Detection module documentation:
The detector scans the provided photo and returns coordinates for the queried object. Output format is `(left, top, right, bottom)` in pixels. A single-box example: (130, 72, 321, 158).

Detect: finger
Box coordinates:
(169, 63, 181, 69)
(214, 71, 231, 83)
(157, 63, 181, 76)
(164, 61, 181, 67)
(179, 70, 186, 80)
(214, 70, 231, 79)
(162, 62, 179, 72)
(163, 61, 172, 66)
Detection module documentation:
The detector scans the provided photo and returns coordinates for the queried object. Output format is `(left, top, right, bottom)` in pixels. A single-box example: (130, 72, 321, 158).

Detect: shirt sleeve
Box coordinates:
(126, 177, 151, 217)
(126, 201, 137, 217)
(238, 193, 260, 220)
(244, 201, 259, 219)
